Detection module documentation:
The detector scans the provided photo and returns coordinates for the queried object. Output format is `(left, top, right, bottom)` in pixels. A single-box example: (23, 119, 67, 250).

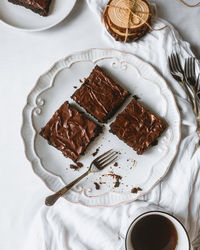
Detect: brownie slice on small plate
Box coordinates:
(40, 101, 102, 162)
(8, 0, 52, 16)
(110, 99, 167, 154)
(71, 65, 130, 123)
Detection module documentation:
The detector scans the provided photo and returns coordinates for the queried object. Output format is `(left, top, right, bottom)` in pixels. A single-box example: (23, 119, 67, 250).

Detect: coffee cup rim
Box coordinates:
(125, 210, 191, 250)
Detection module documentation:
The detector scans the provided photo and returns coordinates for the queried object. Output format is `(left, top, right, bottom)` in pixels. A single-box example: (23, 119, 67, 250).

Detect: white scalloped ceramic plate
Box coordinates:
(0, 0, 76, 32)
(21, 48, 181, 207)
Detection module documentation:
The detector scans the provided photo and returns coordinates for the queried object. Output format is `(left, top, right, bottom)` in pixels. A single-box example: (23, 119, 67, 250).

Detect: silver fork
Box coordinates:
(184, 57, 199, 115)
(184, 58, 200, 148)
(168, 53, 194, 107)
(45, 149, 118, 206)
(184, 57, 197, 89)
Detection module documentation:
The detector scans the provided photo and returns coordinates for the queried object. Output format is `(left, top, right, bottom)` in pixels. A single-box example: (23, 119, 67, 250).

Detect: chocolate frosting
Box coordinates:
(40, 101, 101, 162)
(19, 0, 49, 9)
(8, 0, 51, 16)
(72, 65, 129, 122)
(110, 99, 167, 154)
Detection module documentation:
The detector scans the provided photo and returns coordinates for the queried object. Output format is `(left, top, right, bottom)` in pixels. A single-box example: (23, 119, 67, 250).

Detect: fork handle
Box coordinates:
(45, 170, 90, 206)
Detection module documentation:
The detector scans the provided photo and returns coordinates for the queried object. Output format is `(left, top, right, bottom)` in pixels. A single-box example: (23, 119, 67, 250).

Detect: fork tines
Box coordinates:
(168, 53, 183, 75)
(184, 57, 197, 88)
(94, 149, 118, 170)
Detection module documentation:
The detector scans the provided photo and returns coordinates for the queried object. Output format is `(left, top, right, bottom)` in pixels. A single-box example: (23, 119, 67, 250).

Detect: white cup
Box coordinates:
(125, 211, 191, 250)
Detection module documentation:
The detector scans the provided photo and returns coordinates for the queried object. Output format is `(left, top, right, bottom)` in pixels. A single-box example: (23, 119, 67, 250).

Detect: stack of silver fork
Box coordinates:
(168, 53, 200, 147)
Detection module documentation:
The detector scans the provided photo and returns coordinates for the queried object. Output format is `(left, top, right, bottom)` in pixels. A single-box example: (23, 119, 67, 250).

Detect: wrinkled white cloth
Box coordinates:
(23, 1, 200, 250)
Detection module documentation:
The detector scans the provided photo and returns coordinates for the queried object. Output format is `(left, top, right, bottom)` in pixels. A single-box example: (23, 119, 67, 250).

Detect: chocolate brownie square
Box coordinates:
(40, 101, 102, 162)
(110, 99, 167, 154)
(8, 0, 52, 16)
(71, 65, 130, 123)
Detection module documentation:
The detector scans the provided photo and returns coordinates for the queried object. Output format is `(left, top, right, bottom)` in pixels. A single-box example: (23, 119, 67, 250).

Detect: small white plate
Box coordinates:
(21, 48, 181, 207)
(0, 0, 76, 32)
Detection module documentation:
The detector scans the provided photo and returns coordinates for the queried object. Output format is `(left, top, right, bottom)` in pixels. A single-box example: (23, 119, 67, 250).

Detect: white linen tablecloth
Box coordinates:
(0, 1, 200, 250)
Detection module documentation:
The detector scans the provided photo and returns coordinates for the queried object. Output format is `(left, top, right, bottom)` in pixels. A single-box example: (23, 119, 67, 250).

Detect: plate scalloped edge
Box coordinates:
(21, 48, 181, 207)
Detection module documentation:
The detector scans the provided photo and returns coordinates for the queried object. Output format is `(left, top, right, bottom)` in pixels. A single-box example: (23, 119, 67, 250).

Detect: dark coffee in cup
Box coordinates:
(131, 214, 178, 250)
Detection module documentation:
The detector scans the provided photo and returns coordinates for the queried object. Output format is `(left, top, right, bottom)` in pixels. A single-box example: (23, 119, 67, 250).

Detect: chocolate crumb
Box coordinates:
(70, 164, 79, 170)
(70, 162, 83, 170)
(73, 86, 77, 89)
(128, 159, 137, 167)
(92, 148, 99, 157)
(99, 176, 106, 184)
(107, 172, 122, 188)
(114, 162, 118, 167)
(100, 172, 122, 187)
(133, 95, 140, 100)
(79, 79, 83, 84)
(94, 182, 100, 190)
(114, 179, 121, 188)
(131, 187, 142, 193)
(99, 181, 106, 184)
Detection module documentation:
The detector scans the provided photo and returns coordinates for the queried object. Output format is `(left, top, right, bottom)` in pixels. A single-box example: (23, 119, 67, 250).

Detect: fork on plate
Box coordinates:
(45, 149, 118, 206)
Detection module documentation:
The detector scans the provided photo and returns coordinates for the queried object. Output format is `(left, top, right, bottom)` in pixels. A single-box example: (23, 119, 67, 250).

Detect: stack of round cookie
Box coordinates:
(103, 0, 151, 43)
